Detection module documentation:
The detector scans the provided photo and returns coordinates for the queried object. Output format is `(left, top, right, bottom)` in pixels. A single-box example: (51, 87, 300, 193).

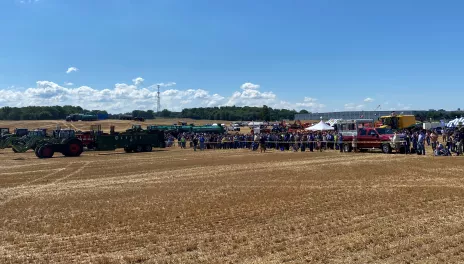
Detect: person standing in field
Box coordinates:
(199, 135, 205, 151)
(181, 135, 186, 149)
(338, 132, 344, 153)
(352, 134, 358, 152)
(417, 130, 425, 155)
(430, 131, 438, 151)
(192, 136, 198, 151)
(259, 134, 267, 153)
(457, 129, 464, 156)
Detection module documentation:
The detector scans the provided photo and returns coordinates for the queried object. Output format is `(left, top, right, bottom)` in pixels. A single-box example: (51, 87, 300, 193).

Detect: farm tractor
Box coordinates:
(0, 128, 29, 151)
(33, 129, 83, 159)
(10, 129, 48, 153)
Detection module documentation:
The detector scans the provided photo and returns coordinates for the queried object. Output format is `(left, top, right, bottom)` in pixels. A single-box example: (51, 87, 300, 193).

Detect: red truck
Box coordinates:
(336, 119, 404, 153)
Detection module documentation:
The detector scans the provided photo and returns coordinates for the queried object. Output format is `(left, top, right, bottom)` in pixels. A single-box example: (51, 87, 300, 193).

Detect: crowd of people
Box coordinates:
(163, 127, 464, 156)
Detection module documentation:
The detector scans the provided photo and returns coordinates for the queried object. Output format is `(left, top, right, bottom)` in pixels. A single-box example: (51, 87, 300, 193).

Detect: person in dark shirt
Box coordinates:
(259, 135, 266, 153)
(338, 133, 344, 152)
(192, 137, 198, 151)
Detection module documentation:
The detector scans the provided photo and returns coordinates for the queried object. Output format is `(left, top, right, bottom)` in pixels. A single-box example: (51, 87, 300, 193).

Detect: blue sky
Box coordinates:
(0, 0, 463, 113)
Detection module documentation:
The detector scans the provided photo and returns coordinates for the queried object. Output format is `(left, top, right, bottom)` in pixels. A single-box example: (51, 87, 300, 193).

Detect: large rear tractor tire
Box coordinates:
(144, 145, 153, 152)
(382, 144, 392, 154)
(38, 145, 55, 159)
(63, 139, 83, 157)
(34, 146, 41, 158)
(135, 145, 143, 153)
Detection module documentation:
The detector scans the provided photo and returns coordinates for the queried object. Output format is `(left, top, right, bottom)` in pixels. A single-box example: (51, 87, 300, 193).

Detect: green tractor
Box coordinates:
(0, 128, 29, 151)
(11, 129, 48, 153)
(34, 129, 83, 159)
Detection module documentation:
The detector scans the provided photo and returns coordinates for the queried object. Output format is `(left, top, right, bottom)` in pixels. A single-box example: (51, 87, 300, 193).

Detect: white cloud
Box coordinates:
(240, 82, 260, 90)
(132, 77, 144, 86)
(156, 82, 176, 88)
(66, 67, 78, 74)
(0, 80, 329, 113)
(344, 103, 364, 110)
(364, 97, 374, 102)
(295, 97, 325, 112)
(64, 82, 73, 86)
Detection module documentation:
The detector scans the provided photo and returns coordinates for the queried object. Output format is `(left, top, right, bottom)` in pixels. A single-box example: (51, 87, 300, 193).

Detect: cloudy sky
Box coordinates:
(1, 0, 463, 113)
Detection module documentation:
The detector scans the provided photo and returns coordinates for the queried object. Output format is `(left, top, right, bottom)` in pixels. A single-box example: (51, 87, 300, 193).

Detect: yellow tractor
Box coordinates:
(377, 114, 416, 130)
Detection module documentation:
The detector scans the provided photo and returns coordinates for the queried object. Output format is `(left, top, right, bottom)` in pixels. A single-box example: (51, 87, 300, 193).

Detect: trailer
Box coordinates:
(93, 125, 165, 152)
(147, 125, 225, 136)
(66, 114, 98, 122)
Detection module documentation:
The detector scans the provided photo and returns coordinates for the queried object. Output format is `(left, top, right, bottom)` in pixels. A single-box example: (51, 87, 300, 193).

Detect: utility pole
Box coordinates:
(156, 84, 160, 113)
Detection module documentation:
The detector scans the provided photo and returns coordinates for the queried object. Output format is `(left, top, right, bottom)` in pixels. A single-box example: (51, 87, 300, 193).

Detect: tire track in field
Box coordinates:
(0, 161, 91, 206)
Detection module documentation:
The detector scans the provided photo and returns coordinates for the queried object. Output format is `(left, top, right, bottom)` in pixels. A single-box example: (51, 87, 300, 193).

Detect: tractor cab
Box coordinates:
(55, 129, 76, 139)
(14, 128, 29, 137)
(28, 129, 47, 137)
(89, 124, 103, 136)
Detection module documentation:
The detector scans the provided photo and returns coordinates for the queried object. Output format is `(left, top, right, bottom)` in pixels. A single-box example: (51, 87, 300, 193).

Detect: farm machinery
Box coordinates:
(0, 124, 166, 158)
(33, 129, 84, 159)
(35, 125, 165, 157)
(75, 124, 165, 152)
(10, 129, 49, 153)
(66, 114, 98, 122)
(0, 128, 30, 151)
(146, 124, 225, 136)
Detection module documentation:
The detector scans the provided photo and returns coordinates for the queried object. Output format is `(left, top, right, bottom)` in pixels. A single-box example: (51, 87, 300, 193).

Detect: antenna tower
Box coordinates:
(156, 84, 161, 113)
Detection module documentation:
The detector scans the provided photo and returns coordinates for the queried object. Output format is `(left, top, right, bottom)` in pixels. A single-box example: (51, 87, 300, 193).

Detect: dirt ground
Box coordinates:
(1, 144, 464, 263)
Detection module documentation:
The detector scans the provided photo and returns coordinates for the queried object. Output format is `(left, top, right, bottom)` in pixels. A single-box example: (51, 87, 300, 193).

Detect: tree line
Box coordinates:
(414, 109, 463, 122)
(180, 106, 308, 121)
(0, 105, 460, 122)
(0, 106, 106, 120)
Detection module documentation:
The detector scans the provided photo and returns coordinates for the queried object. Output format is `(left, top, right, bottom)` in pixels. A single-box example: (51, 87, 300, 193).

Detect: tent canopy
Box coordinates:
(446, 117, 464, 127)
(305, 121, 334, 131)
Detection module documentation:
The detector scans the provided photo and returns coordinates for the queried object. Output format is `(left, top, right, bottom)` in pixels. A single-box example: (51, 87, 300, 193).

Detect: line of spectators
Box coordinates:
(164, 126, 463, 156)
(166, 131, 359, 153)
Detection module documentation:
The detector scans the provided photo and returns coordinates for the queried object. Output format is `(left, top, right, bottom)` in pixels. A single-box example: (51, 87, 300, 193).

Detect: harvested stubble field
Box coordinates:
(1, 146, 464, 263)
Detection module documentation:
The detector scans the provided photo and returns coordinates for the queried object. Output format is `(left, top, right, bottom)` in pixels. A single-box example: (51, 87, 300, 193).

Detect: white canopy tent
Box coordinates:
(305, 121, 334, 131)
(446, 117, 464, 127)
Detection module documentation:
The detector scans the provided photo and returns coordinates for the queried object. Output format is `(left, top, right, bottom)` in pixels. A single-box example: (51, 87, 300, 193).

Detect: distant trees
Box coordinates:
(261, 105, 271, 121)
(181, 106, 300, 121)
(1, 105, 459, 122)
(0, 106, 104, 120)
(414, 109, 463, 122)
(160, 109, 172, 118)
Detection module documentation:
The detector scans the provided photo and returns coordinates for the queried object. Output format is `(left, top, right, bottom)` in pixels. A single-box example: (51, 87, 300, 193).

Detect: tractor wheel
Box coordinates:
(382, 144, 392, 154)
(38, 145, 54, 159)
(64, 139, 83, 157)
(343, 144, 352, 153)
(135, 145, 143, 153)
(144, 145, 152, 152)
(34, 146, 41, 158)
(124, 147, 132, 153)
